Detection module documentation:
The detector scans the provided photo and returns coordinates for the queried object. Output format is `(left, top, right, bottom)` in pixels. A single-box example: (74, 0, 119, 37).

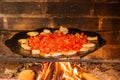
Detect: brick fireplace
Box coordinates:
(0, 0, 120, 79)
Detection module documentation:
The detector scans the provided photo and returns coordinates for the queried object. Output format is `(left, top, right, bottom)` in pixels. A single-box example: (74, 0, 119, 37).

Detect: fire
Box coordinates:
(60, 62, 82, 80)
(18, 62, 99, 80)
(36, 62, 84, 80)
(73, 67, 78, 75)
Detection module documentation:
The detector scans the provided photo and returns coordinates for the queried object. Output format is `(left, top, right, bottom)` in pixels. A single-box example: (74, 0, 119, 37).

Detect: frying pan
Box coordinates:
(5, 28, 106, 58)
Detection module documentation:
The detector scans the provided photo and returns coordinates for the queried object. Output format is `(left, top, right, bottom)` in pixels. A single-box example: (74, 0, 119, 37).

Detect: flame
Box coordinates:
(59, 62, 72, 73)
(35, 62, 99, 80)
(73, 67, 78, 75)
(60, 62, 82, 80)
(36, 62, 53, 80)
(36, 62, 83, 80)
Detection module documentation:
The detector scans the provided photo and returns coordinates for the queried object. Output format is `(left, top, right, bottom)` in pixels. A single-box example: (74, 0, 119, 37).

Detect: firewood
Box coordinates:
(18, 69, 35, 80)
(82, 72, 99, 80)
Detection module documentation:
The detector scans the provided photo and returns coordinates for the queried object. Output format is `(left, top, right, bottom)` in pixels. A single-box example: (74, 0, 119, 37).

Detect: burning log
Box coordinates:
(82, 72, 99, 80)
(36, 62, 55, 80)
(52, 62, 63, 80)
(36, 62, 49, 80)
(18, 69, 35, 80)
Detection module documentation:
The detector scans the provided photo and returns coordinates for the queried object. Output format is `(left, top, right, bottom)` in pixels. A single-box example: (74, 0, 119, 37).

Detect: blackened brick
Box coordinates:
(1, 0, 92, 2)
(0, 2, 1, 14)
(1, 2, 47, 14)
(95, 0, 120, 3)
(94, 3, 120, 16)
(0, 0, 50, 2)
(99, 31, 120, 44)
(54, 17, 98, 30)
(7, 18, 50, 30)
(102, 18, 120, 31)
(0, 18, 3, 30)
(60, 0, 92, 2)
(47, 2, 92, 16)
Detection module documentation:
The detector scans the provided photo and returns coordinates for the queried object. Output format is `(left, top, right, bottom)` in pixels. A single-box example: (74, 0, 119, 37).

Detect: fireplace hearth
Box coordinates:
(0, 0, 120, 80)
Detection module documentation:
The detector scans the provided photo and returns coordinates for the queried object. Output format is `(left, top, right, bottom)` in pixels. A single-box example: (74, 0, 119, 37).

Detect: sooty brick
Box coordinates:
(94, 3, 120, 16)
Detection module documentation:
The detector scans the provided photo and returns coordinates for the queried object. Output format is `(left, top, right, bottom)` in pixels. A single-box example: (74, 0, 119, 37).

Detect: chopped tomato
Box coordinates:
(27, 32, 88, 53)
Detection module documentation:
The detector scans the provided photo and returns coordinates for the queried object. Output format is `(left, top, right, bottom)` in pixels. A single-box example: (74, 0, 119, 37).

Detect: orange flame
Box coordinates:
(36, 62, 99, 80)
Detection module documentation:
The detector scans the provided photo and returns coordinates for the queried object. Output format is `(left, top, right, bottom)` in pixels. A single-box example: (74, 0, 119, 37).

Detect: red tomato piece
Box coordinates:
(27, 31, 88, 53)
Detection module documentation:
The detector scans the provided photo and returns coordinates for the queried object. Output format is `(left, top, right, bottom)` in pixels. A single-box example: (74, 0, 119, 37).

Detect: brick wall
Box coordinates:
(0, 0, 120, 31)
(0, 0, 120, 58)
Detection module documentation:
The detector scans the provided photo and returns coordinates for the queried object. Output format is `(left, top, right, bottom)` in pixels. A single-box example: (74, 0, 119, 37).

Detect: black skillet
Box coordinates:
(5, 28, 106, 58)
